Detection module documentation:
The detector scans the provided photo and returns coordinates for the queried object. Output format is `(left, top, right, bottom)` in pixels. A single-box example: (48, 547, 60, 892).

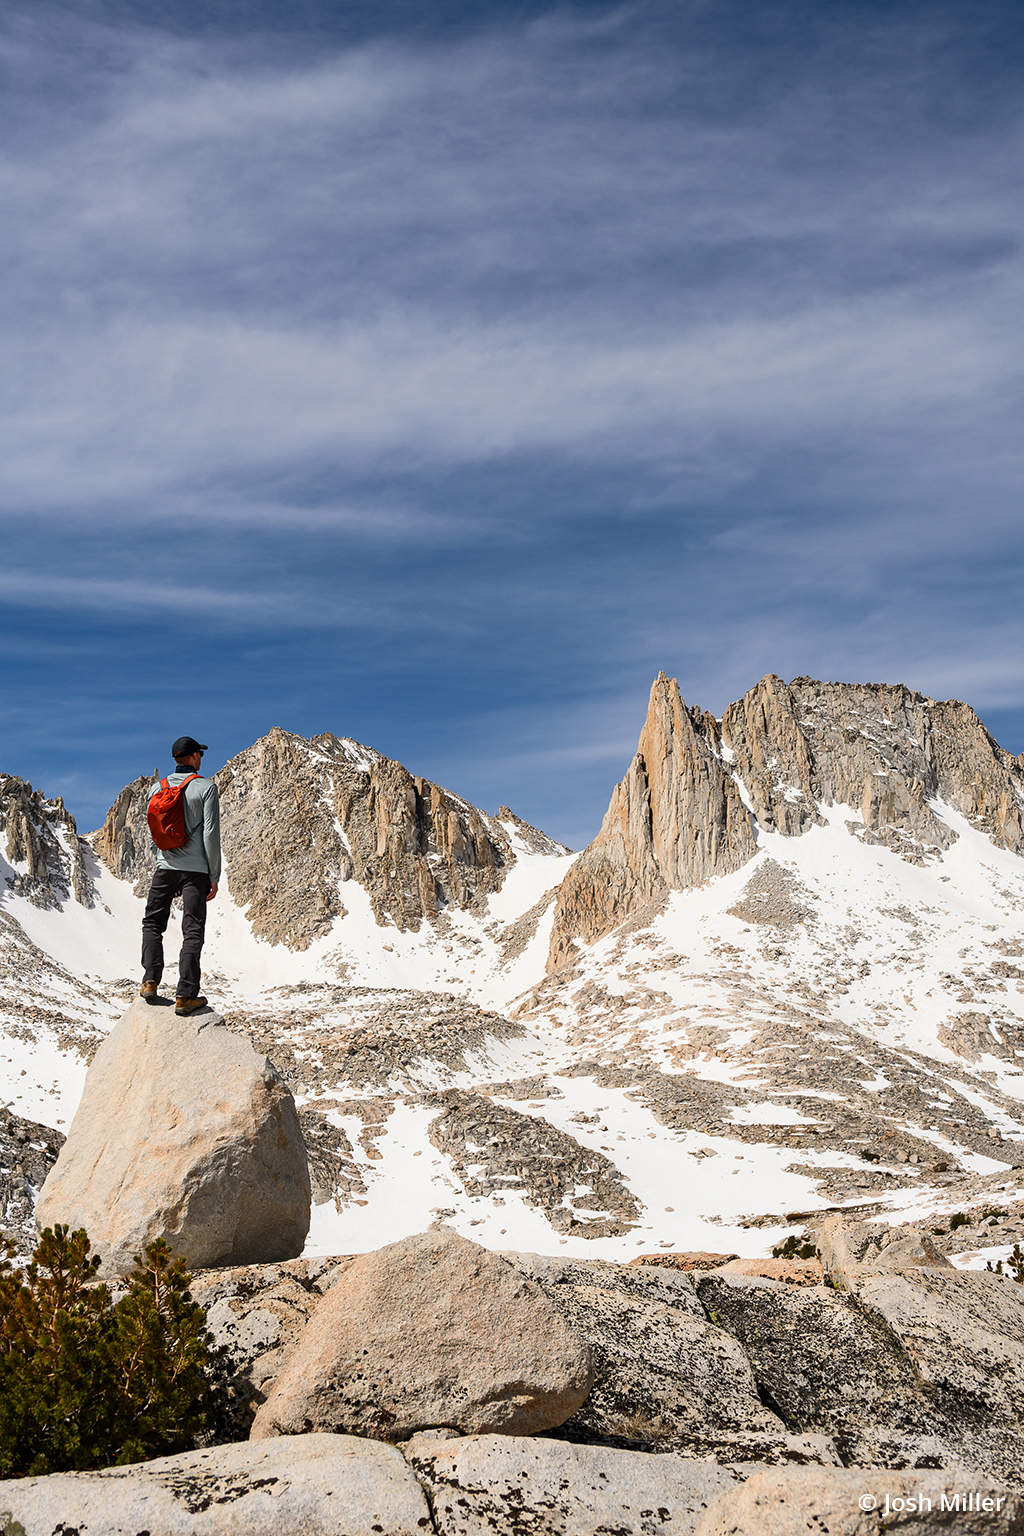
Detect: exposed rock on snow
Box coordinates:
(0, 1434, 432, 1536)
(250, 1227, 594, 1441)
(238, 988, 528, 1099)
(36, 994, 310, 1275)
(425, 1088, 642, 1237)
(0, 1105, 64, 1255)
(0, 773, 93, 909)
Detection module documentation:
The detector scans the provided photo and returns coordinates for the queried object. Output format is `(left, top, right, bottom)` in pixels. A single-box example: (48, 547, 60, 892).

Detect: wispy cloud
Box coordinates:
(2, 13, 1022, 507)
(2, 2, 1023, 840)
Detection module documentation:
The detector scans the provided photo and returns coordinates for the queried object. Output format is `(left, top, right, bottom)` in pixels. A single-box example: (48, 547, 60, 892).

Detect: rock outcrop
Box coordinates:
(837, 1265, 1024, 1431)
(505, 1252, 791, 1455)
(407, 1433, 744, 1536)
(0, 773, 93, 908)
(691, 1218, 1024, 1483)
(36, 995, 310, 1275)
(250, 1227, 594, 1441)
(548, 675, 756, 969)
(93, 729, 567, 948)
(0, 1107, 64, 1256)
(548, 672, 1024, 965)
(0, 1434, 433, 1536)
(4, 1432, 1019, 1536)
(188, 1255, 355, 1437)
(149, 1229, 1020, 1528)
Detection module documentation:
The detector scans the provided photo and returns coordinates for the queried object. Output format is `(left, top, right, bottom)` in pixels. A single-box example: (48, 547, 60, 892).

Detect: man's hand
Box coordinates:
(207, 882, 218, 902)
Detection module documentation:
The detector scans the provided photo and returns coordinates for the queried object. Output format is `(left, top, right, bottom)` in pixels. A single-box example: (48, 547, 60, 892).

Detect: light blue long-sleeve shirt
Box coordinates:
(149, 771, 222, 883)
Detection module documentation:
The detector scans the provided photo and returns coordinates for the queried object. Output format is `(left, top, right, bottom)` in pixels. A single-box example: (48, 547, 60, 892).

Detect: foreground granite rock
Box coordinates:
(406, 1432, 744, 1536)
(36, 995, 310, 1276)
(0, 1434, 432, 1536)
(251, 1228, 594, 1441)
(695, 1258, 1024, 1483)
(839, 1265, 1024, 1426)
(188, 1255, 355, 1437)
(505, 1252, 788, 1454)
(693, 1466, 1024, 1536)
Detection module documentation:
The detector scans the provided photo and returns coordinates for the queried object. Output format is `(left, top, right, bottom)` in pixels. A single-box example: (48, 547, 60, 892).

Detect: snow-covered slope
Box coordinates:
(4, 679, 1024, 1270)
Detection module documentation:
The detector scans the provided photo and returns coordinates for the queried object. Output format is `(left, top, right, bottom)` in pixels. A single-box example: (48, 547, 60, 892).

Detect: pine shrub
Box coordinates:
(987, 1243, 1024, 1284)
(0, 1225, 228, 1478)
(771, 1232, 818, 1260)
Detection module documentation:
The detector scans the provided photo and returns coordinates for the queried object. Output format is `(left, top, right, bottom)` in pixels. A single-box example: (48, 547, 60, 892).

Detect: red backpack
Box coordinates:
(147, 774, 200, 851)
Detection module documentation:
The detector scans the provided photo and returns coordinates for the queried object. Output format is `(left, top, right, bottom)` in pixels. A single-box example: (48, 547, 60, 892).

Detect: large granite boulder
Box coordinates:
(250, 1227, 594, 1441)
(36, 995, 310, 1276)
(818, 1214, 954, 1279)
(0, 1434, 431, 1536)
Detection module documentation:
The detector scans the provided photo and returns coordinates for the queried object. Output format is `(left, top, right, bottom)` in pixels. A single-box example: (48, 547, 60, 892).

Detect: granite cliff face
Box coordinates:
(548, 673, 1024, 969)
(722, 675, 1024, 860)
(546, 676, 756, 971)
(0, 775, 92, 909)
(93, 729, 566, 950)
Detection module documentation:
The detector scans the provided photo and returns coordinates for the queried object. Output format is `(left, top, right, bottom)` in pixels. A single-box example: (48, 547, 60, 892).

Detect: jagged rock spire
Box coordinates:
(546, 674, 756, 970)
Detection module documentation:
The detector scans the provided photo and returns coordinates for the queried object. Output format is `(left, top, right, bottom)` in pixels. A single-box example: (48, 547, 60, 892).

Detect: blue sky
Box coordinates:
(2, 0, 1023, 849)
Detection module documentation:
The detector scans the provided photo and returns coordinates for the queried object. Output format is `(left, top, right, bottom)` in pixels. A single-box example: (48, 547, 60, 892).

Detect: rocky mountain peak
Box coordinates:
(0, 775, 93, 910)
(91, 727, 560, 951)
(547, 671, 1024, 969)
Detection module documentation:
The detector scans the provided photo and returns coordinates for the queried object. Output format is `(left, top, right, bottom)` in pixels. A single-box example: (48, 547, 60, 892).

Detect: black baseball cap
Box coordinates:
(171, 736, 208, 758)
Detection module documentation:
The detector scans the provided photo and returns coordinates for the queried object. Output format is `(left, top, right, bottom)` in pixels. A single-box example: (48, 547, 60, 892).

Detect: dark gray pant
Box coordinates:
(141, 869, 211, 998)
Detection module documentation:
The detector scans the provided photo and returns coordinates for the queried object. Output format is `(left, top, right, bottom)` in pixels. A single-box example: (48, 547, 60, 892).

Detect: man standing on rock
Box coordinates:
(140, 737, 221, 1017)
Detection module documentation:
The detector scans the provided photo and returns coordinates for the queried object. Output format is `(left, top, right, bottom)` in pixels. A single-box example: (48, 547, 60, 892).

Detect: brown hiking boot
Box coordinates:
(140, 980, 159, 1001)
(174, 995, 209, 1016)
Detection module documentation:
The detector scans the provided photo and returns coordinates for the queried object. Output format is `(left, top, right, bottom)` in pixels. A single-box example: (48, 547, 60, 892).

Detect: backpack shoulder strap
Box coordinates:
(178, 773, 202, 834)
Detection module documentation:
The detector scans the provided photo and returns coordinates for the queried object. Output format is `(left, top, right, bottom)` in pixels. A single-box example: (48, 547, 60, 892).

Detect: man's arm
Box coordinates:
(202, 782, 222, 890)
